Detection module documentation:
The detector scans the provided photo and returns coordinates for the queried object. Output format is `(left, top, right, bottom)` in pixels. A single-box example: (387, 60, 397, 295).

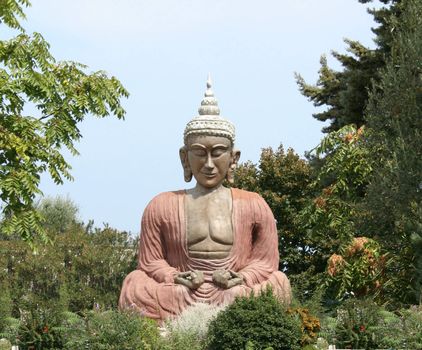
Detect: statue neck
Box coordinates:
(190, 183, 226, 197)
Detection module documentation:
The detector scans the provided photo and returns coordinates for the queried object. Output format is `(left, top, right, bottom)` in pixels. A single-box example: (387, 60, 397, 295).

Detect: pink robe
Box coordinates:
(119, 188, 291, 320)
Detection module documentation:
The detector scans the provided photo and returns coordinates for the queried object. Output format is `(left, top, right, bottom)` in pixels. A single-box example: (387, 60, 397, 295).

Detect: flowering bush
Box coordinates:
(326, 236, 387, 299)
(287, 307, 321, 345)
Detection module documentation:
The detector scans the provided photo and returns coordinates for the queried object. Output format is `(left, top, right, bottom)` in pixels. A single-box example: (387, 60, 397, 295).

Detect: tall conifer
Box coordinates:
(364, 0, 422, 304)
(296, 0, 400, 132)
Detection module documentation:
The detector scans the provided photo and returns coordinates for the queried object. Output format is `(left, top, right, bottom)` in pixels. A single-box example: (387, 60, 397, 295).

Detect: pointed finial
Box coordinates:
(184, 74, 235, 144)
(204, 73, 214, 98)
(207, 72, 212, 88)
(199, 74, 219, 115)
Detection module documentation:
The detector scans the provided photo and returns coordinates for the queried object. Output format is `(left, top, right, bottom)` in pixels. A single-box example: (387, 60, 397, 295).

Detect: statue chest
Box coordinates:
(185, 190, 234, 259)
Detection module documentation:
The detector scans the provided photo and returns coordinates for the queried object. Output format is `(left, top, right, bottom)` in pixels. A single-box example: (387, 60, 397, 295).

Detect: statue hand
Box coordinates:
(174, 270, 204, 289)
(212, 269, 243, 289)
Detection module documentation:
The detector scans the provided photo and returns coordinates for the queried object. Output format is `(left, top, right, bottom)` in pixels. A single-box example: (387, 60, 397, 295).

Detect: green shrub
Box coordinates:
(11, 308, 161, 350)
(161, 302, 225, 350)
(0, 281, 13, 332)
(301, 346, 317, 350)
(375, 306, 422, 349)
(61, 309, 161, 350)
(399, 306, 422, 348)
(17, 307, 64, 349)
(206, 288, 302, 350)
(0, 338, 12, 350)
(0, 225, 137, 315)
(320, 299, 422, 350)
(160, 329, 205, 350)
(287, 307, 321, 346)
(331, 298, 380, 349)
(0, 317, 20, 346)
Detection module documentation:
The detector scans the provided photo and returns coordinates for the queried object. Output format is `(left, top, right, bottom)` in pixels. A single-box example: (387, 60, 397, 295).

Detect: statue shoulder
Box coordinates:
(142, 190, 184, 219)
(231, 187, 266, 202)
(231, 188, 273, 222)
(148, 190, 184, 204)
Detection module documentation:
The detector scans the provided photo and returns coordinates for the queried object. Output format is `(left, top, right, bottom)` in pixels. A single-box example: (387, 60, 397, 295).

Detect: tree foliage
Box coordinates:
(293, 0, 422, 308)
(0, 195, 141, 347)
(233, 129, 375, 302)
(0, 224, 138, 314)
(326, 237, 387, 300)
(234, 145, 313, 275)
(294, 125, 373, 302)
(295, 0, 400, 132)
(0, 0, 129, 245)
(298, 0, 422, 306)
(36, 195, 79, 235)
(0, 0, 30, 31)
(234, 146, 332, 303)
(362, 0, 422, 305)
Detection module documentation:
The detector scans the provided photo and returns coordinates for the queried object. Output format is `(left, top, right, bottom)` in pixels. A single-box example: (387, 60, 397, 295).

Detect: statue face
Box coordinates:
(185, 135, 234, 188)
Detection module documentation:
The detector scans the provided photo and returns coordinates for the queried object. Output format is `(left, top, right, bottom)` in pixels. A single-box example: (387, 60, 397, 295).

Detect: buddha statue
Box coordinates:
(119, 76, 291, 321)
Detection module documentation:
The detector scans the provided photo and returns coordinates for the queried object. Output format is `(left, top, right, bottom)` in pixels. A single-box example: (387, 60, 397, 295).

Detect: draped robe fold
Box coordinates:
(119, 188, 291, 321)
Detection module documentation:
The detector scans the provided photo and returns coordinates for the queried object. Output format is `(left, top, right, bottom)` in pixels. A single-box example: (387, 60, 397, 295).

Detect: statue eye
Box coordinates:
(191, 149, 207, 157)
(211, 149, 227, 157)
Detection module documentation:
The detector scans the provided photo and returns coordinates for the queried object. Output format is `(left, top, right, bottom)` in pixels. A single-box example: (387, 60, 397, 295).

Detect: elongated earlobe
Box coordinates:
(179, 147, 192, 182)
(226, 164, 236, 184)
(226, 149, 241, 184)
(184, 168, 193, 182)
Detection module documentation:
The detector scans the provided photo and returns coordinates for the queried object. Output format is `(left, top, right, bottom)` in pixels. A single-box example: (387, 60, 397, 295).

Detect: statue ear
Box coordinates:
(227, 149, 241, 184)
(179, 146, 192, 182)
(232, 149, 241, 165)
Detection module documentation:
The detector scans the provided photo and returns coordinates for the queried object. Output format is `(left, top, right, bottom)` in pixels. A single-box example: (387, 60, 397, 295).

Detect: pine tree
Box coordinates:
(363, 0, 422, 305)
(296, 0, 401, 133)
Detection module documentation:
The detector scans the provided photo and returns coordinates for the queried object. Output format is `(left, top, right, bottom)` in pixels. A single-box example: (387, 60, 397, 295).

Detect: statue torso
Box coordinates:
(185, 187, 233, 259)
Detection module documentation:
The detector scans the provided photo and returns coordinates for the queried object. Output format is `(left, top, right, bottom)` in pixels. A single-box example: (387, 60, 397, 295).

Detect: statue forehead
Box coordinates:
(186, 135, 232, 148)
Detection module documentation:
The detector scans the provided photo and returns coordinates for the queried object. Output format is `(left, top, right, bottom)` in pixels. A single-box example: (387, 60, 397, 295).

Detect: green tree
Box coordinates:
(234, 145, 313, 275)
(36, 195, 79, 235)
(295, 0, 400, 133)
(363, 0, 422, 305)
(0, 0, 129, 245)
(295, 125, 373, 302)
(234, 133, 374, 303)
(233, 146, 326, 301)
(0, 223, 137, 315)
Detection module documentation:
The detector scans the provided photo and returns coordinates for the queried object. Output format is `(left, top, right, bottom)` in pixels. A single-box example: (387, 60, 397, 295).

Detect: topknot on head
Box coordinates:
(184, 74, 235, 145)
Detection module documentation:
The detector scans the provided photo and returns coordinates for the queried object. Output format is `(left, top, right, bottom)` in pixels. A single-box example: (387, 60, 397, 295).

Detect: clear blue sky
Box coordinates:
(16, 0, 380, 233)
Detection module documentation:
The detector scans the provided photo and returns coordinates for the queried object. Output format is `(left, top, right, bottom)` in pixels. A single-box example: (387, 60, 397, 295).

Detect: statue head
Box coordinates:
(180, 75, 240, 188)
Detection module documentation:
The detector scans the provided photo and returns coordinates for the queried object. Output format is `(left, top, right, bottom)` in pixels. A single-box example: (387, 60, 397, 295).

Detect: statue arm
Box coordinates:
(137, 195, 179, 283)
(237, 193, 280, 287)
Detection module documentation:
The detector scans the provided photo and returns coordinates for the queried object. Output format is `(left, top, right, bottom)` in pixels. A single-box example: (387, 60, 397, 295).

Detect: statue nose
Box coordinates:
(205, 154, 214, 169)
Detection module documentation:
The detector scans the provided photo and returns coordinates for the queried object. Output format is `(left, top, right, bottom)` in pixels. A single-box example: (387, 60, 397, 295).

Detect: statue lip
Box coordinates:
(201, 172, 217, 178)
